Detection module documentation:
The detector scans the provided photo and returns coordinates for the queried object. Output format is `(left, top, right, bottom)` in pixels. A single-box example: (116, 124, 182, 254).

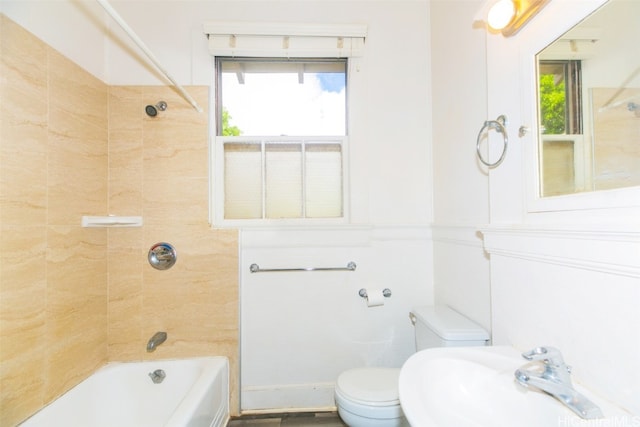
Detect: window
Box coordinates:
(204, 21, 366, 226)
(538, 60, 585, 196)
(539, 60, 582, 135)
(214, 57, 348, 223)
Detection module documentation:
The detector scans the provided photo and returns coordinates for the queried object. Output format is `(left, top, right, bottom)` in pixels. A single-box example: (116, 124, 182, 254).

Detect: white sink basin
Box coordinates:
(398, 346, 631, 427)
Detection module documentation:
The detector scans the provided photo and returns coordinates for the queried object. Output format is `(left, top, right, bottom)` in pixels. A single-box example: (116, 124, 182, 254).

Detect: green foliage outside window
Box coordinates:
(539, 74, 566, 134)
(222, 108, 242, 136)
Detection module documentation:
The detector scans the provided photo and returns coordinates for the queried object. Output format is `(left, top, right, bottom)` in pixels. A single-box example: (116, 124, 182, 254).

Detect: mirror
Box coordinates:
(536, 0, 640, 197)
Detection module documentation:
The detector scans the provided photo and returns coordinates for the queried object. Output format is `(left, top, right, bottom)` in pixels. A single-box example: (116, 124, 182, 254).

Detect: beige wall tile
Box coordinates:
(46, 48, 108, 226)
(0, 352, 45, 426)
(48, 49, 108, 130)
(0, 15, 48, 227)
(141, 87, 209, 179)
(0, 226, 48, 423)
(0, 226, 47, 354)
(107, 228, 144, 361)
(1, 15, 240, 425)
(0, 146, 47, 225)
(45, 225, 108, 400)
(46, 329, 106, 403)
(0, 14, 47, 100)
(108, 88, 144, 218)
(109, 86, 144, 130)
(0, 84, 48, 153)
(0, 16, 110, 426)
(143, 176, 209, 224)
(47, 106, 108, 225)
(46, 226, 107, 336)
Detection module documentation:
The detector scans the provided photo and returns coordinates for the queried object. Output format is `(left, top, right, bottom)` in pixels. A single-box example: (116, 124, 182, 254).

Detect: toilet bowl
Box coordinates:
(334, 367, 407, 427)
(334, 305, 489, 427)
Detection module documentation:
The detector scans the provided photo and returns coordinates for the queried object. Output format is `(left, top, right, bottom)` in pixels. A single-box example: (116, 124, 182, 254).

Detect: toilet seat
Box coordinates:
(336, 367, 401, 406)
(335, 367, 406, 426)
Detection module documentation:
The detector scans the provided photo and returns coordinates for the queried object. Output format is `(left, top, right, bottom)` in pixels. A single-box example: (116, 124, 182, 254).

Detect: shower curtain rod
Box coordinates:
(95, 0, 203, 113)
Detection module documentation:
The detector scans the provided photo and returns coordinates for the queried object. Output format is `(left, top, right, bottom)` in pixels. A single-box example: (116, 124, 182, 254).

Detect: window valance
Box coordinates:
(203, 22, 367, 57)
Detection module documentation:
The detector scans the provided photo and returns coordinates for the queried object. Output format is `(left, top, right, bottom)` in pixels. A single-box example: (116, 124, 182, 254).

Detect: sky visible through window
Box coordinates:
(317, 73, 345, 94)
(221, 68, 346, 136)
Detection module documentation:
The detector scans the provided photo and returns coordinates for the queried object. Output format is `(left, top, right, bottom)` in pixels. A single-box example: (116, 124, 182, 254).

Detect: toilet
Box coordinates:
(334, 305, 489, 427)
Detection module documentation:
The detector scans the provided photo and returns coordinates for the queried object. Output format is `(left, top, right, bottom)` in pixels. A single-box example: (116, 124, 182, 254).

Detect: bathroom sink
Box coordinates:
(398, 346, 631, 427)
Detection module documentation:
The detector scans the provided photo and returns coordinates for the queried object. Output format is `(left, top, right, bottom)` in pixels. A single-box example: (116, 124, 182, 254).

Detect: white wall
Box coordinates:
(579, 0, 640, 89)
(218, 1, 435, 411)
(429, 0, 640, 416)
(483, 0, 640, 415)
(430, 0, 491, 332)
(240, 227, 432, 410)
(1, 0, 108, 80)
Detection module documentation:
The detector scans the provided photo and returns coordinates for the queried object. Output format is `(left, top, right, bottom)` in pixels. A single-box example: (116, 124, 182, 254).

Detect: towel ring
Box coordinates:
(476, 115, 508, 168)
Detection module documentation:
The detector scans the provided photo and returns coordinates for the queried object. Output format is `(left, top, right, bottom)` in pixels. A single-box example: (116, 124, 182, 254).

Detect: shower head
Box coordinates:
(145, 101, 167, 117)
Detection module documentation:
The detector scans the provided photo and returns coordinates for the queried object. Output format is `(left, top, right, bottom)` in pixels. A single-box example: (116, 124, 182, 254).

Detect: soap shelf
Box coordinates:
(81, 215, 143, 228)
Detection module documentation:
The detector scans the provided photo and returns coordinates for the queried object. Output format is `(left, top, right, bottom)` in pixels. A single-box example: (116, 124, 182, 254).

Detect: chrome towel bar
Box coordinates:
(249, 262, 356, 273)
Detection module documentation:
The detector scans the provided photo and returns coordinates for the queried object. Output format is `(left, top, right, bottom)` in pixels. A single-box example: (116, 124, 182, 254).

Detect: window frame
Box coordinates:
(538, 60, 586, 197)
(209, 57, 351, 228)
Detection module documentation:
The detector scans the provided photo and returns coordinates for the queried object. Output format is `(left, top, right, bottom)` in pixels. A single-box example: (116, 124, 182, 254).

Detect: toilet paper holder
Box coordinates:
(358, 288, 392, 298)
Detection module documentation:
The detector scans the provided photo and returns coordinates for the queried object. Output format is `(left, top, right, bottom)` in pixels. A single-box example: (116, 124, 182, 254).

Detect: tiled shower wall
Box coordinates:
(0, 14, 109, 425)
(0, 15, 239, 426)
(106, 85, 239, 410)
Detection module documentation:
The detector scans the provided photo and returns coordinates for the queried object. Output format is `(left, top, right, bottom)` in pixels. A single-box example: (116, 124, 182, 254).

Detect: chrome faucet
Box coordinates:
(514, 346, 603, 419)
(146, 331, 167, 352)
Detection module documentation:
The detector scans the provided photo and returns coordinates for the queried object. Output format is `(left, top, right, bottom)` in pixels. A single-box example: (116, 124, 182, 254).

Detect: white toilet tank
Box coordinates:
(410, 306, 489, 350)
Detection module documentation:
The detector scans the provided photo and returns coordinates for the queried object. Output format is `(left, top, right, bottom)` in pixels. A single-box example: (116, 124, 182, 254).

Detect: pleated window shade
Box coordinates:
(305, 143, 343, 218)
(223, 139, 344, 220)
(224, 143, 262, 219)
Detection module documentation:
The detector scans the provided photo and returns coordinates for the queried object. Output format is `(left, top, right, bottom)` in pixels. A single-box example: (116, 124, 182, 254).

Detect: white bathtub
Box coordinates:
(20, 356, 229, 427)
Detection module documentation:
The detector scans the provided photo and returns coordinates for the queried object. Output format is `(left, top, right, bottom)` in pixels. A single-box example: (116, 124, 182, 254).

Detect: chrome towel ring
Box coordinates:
(476, 115, 508, 168)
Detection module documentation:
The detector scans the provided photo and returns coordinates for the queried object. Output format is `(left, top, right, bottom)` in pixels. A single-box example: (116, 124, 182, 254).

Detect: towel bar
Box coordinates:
(249, 262, 356, 273)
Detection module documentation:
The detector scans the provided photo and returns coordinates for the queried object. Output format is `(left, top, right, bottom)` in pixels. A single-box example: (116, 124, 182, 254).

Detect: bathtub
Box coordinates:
(20, 356, 229, 427)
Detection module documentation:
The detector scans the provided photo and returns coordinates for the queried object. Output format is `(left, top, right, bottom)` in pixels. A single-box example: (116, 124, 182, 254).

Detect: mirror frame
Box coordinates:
(521, 0, 640, 213)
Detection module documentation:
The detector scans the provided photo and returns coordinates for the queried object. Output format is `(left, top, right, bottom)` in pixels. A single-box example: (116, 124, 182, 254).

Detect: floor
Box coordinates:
(227, 412, 347, 427)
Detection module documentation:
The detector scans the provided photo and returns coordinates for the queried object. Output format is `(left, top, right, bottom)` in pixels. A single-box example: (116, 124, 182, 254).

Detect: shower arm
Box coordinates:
(95, 0, 204, 113)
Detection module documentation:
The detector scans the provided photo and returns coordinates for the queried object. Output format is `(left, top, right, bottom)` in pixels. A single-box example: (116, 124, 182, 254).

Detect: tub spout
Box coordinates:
(147, 331, 167, 352)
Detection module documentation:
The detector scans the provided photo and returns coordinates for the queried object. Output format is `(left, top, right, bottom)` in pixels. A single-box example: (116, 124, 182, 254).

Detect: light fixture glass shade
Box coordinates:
(487, 0, 516, 30)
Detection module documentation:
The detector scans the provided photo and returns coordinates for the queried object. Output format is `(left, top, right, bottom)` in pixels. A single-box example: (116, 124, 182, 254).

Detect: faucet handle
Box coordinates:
(522, 346, 569, 368)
